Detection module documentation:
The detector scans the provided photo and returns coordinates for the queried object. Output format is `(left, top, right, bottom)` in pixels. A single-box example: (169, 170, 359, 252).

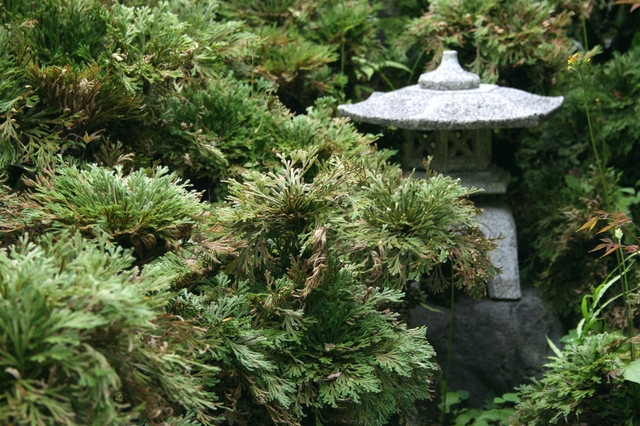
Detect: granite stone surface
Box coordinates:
(402, 129, 493, 173)
(418, 51, 480, 90)
(337, 50, 564, 130)
(410, 286, 564, 409)
(475, 199, 521, 300)
(338, 84, 564, 130)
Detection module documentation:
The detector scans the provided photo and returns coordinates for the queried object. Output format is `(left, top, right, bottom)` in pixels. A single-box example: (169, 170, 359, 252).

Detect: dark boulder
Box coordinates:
(411, 285, 564, 408)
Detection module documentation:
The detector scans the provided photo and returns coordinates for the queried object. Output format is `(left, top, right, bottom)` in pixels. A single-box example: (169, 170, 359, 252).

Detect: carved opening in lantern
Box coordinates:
(402, 129, 491, 173)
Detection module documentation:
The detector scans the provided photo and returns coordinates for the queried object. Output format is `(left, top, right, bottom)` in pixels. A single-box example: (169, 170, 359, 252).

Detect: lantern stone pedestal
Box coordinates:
(408, 286, 565, 409)
(338, 50, 563, 300)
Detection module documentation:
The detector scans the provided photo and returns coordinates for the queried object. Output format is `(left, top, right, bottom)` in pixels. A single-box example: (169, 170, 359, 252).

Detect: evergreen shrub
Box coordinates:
(513, 332, 640, 425)
(0, 233, 221, 425)
(0, 1, 509, 424)
(13, 164, 204, 262)
(217, 0, 408, 112)
(211, 149, 497, 295)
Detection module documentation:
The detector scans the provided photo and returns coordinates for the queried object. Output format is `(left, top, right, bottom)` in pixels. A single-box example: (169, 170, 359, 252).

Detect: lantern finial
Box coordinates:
(418, 51, 481, 90)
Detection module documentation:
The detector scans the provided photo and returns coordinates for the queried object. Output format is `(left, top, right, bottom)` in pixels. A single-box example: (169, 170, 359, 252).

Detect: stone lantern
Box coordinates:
(338, 50, 563, 300)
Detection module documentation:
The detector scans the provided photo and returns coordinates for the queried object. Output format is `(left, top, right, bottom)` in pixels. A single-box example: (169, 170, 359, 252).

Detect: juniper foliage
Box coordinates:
(20, 164, 204, 262)
(154, 240, 439, 425)
(212, 149, 497, 297)
(0, 0, 232, 173)
(289, 266, 437, 425)
(157, 78, 375, 197)
(217, 0, 406, 112)
(0, 233, 221, 425)
(337, 165, 496, 296)
(149, 147, 496, 424)
(0, 1, 501, 424)
(513, 332, 640, 425)
(397, 0, 574, 90)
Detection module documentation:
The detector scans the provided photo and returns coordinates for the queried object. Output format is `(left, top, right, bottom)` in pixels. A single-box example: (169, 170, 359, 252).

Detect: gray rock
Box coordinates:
(410, 286, 564, 408)
(476, 199, 521, 300)
(419, 51, 481, 91)
(337, 51, 563, 131)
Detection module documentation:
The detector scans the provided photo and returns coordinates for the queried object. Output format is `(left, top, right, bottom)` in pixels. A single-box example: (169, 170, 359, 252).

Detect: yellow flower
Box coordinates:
(567, 53, 580, 65)
(567, 52, 590, 72)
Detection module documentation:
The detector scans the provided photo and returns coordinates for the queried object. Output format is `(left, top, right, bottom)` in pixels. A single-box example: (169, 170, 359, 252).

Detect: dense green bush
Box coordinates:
(217, 0, 411, 112)
(24, 164, 203, 261)
(0, 233, 221, 425)
(159, 264, 438, 425)
(1, 151, 462, 425)
(0, 1, 500, 424)
(513, 332, 640, 425)
(211, 149, 496, 295)
(0, 0, 235, 183)
(153, 148, 494, 424)
(2, 0, 638, 423)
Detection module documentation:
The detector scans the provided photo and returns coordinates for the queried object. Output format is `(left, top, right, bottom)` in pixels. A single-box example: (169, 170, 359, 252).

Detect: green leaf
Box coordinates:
(576, 318, 586, 340)
(501, 392, 520, 403)
(361, 65, 375, 80)
(439, 391, 466, 413)
(419, 302, 445, 314)
(621, 359, 640, 384)
(381, 60, 412, 73)
(560, 329, 579, 344)
(581, 294, 592, 321)
(546, 336, 563, 358)
(564, 174, 581, 191)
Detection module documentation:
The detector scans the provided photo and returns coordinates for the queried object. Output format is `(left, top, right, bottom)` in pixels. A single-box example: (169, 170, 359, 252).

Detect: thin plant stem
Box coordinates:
(577, 60, 635, 358)
(617, 246, 636, 360)
(380, 72, 396, 91)
(341, 37, 346, 75)
(578, 70, 609, 209)
(408, 50, 424, 84)
(440, 265, 456, 424)
(579, 0, 589, 51)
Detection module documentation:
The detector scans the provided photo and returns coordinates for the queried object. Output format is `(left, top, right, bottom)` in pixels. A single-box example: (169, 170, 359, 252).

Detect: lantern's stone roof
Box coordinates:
(338, 51, 563, 130)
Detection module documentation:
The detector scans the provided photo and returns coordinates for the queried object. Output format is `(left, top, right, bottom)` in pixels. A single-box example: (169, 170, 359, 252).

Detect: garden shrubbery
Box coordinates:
(1, 0, 639, 424)
(0, 1, 495, 424)
(0, 233, 222, 424)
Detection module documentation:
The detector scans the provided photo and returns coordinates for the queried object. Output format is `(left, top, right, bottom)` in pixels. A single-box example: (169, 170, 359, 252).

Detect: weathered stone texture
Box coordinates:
(410, 286, 564, 408)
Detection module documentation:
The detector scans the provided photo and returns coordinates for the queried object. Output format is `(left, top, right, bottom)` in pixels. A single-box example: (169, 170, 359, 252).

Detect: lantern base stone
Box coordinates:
(476, 199, 521, 300)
